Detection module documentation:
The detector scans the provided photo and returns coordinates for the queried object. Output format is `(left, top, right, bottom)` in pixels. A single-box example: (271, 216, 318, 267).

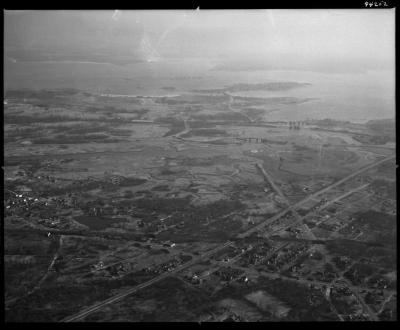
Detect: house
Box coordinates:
(162, 241, 176, 248)
(91, 261, 105, 271)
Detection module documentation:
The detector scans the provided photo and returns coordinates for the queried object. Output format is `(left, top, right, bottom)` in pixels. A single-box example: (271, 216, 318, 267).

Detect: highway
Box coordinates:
(256, 162, 316, 240)
(256, 163, 287, 201)
(60, 241, 233, 322)
(272, 183, 371, 238)
(241, 155, 395, 238)
(313, 184, 370, 226)
(263, 181, 381, 321)
(60, 154, 395, 322)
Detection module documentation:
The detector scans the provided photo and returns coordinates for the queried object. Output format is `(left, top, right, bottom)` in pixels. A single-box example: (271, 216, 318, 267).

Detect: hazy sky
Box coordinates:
(4, 10, 395, 66)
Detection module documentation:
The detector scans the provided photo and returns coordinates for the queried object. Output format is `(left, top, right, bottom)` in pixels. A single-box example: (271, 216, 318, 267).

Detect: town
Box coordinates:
(4, 86, 396, 322)
(4, 9, 396, 323)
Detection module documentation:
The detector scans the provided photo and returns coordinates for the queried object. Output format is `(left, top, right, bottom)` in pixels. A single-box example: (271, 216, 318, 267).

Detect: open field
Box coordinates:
(4, 84, 396, 322)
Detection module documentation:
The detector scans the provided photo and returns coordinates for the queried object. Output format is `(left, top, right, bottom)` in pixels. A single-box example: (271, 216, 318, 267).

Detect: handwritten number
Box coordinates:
(365, 1, 389, 7)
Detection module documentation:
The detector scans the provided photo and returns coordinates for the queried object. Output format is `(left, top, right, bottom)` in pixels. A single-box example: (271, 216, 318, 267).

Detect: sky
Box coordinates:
(4, 9, 395, 68)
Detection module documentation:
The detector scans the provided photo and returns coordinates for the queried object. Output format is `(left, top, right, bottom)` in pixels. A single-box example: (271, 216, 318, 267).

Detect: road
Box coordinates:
(73, 241, 197, 277)
(228, 258, 393, 321)
(241, 155, 395, 238)
(256, 162, 317, 240)
(322, 144, 395, 150)
(33, 235, 64, 288)
(6, 235, 64, 308)
(264, 180, 379, 321)
(256, 163, 287, 201)
(328, 256, 379, 321)
(273, 183, 371, 237)
(226, 262, 395, 297)
(240, 158, 392, 320)
(378, 291, 395, 315)
(5, 149, 147, 164)
(214, 253, 395, 324)
(313, 183, 370, 226)
(225, 92, 254, 123)
(342, 277, 378, 321)
(60, 241, 233, 322)
(60, 154, 395, 322)
(5, 227, 143, 242)
(174, 118, 190, 139)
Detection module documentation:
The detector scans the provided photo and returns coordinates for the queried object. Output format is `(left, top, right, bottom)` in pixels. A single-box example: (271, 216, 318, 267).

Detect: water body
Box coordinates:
(4, 58, 394, 123)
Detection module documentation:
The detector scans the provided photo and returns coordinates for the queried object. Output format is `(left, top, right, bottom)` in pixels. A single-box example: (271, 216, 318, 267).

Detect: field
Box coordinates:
(4, 84, 396, 322)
